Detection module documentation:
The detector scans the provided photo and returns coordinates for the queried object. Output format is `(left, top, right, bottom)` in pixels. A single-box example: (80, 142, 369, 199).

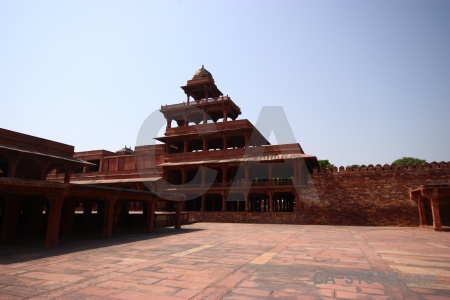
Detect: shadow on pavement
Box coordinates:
(0, 225, 204, 265)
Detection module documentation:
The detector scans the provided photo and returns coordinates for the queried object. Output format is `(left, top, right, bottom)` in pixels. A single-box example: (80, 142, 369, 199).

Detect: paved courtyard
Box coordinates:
(0, 223, 449, 300)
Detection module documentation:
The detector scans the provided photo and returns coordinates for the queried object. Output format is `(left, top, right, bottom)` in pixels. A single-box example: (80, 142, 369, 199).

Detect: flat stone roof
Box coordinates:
(0, 223, 449, 299)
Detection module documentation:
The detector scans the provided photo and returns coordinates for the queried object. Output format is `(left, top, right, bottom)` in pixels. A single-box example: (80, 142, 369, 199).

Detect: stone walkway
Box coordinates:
(0, 223, 449, 299)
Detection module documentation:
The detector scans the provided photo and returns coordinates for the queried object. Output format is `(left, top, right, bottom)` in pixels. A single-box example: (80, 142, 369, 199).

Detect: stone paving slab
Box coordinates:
(0, 223, 449, 299)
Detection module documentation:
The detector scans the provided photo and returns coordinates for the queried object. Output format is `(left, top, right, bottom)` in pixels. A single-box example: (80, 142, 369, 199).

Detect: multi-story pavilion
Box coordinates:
(156, 66, 319, 218)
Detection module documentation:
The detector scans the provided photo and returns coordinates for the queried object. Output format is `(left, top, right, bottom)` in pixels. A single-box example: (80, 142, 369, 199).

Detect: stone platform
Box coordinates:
(0, 223, 449, 299)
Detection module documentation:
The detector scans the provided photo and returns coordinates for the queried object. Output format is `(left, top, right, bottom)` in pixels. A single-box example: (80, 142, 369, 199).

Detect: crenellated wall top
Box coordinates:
(312, 161, 449, 174)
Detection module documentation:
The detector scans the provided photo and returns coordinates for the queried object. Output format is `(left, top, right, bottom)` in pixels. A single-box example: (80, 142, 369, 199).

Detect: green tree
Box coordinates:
(392, 157, 426, 165)
(318, 159, 334, 169)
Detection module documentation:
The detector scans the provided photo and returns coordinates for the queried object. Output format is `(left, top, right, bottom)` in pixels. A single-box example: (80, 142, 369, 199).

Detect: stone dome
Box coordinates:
(192, 65, 214, 81)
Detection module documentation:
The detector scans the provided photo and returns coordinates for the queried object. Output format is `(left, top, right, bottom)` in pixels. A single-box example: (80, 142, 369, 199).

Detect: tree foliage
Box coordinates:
(392, 157, 426, 165)
(318, 159, 334, 169)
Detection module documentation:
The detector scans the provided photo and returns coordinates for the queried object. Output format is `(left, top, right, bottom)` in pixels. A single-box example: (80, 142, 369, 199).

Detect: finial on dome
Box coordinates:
(201, 65, 204, 69)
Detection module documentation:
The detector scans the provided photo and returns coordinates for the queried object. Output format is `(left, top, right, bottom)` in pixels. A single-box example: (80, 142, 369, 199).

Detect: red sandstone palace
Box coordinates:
(1, 66, 449, 246)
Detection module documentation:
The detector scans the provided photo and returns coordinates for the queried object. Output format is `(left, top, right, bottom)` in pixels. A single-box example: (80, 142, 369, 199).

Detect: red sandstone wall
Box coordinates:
(190, 162, 450, 227)
(301, 162, 450, 226)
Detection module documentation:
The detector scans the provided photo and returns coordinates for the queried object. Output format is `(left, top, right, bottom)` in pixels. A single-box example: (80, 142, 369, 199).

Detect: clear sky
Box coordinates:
(1, 0, 449, 167)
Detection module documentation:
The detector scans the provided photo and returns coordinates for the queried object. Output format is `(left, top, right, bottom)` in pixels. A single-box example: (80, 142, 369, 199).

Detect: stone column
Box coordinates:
(244, 134, 249, 148)
(203, 137, 207, 152)
(223, 136, 228, 150)
(184, 140, 188, 153)
(417, 198, 427, 226)
(431, 199, 442, 231)
(223, 110, 228, 122)
(103, 198, 116, 238)
(44, 193, 64, 247)
(146, 200, 156, 233)
(175, 202, 182, 229)
(203, 111, 207, 124)
(64, 169, 72, 183)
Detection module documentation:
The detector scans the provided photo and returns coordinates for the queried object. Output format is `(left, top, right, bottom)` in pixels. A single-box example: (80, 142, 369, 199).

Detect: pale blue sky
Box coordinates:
(1, 0, 449, 167)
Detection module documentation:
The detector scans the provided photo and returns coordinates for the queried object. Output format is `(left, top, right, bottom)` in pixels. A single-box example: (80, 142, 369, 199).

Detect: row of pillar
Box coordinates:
(195, 191, 301, 213)
(167, 107, 230, 129)
(175, 162, 301, 186)
(0, 196, 183, 247)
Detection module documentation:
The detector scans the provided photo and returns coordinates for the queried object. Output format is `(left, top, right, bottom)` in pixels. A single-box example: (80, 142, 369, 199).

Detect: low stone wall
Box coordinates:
(188, 162, 450, 227)
(189, 212, 304, 224)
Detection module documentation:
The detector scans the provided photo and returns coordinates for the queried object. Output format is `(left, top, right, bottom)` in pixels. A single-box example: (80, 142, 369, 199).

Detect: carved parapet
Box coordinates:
(422, 162, 430, 169)
(383, 164, 390, 170)
(368, 164, 374, 171)
(359, 165, 367, 172)
(339, 166, 345, 172)
(375, 164, 382, 171)
(345, 166, 352, 172)
(332, 166, 338, 173)
(407, 163, 415, 170)
(431, 162, 439, 169)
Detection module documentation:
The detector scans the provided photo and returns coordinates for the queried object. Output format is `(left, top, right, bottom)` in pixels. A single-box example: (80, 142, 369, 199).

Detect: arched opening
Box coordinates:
(250, 164, 269, 185)
(16, 196, 49, 239)
(16, 158, 43, 180)
(207, 137, 223, 151)
(186, 112, 204, 125)
(273, 192, 295, 212)
(73, 200, 105, 235)
(226, 136, 245, 149)
(248, 193, 269, 212)
(187, 139, 203, 152)
(272, 163, 294, 185)
(226, 193, 245, 212)
(204, 167, 222, 186)
(227, 166, 244, 184)
(185, 195, 201, 211)
(114, 200, 147, 231)
(205, 193, 222, 211)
